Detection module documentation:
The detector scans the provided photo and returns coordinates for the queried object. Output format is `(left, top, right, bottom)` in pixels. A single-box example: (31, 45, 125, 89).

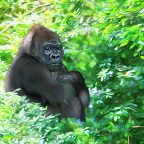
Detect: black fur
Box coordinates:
(5, 24, 90, 121)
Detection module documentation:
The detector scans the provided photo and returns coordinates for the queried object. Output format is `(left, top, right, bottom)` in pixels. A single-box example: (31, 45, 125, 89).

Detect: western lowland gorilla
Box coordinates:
(5, 24, 90, 121)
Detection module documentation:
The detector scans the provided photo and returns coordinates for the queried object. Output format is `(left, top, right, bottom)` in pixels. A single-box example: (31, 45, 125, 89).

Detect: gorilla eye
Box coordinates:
(56, 45, 62, 49)
(45, 46, 51, 50)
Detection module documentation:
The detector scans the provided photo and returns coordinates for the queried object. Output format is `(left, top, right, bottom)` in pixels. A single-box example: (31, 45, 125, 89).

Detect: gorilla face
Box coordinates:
(18, 24, 64, 72)
(42, 40, 64, 71)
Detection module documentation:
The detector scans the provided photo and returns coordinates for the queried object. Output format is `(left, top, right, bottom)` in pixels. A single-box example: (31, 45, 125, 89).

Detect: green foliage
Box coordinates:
(0, 92, 44, 143)
(0, 0, 144, 143)
(0, 92, 99, 144)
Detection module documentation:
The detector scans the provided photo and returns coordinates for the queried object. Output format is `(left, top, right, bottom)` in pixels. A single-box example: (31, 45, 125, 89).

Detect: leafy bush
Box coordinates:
(0, 92, 95, 144)
(0, 0, 144, 143)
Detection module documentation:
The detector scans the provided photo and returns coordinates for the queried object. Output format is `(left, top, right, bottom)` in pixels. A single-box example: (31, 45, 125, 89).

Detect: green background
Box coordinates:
(0, 0, 144, 143)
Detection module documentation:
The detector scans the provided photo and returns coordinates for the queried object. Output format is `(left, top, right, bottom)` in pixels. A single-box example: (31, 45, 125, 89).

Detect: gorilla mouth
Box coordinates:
(48, 62, 61, 65)
(50, 63, 61, 66)
(47, 63, 62, 72)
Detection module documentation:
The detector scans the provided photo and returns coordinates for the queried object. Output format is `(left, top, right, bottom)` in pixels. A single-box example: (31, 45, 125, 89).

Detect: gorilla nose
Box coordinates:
(50, 53, 60, 61)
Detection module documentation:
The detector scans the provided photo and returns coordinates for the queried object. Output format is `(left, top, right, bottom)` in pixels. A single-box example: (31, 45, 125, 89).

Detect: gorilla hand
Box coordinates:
(57, 73, 76, 83)
(57, 71, 85, 84)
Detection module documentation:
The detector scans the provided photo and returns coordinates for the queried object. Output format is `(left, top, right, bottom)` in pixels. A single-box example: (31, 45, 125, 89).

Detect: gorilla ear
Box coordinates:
(18, 31, 35, 55)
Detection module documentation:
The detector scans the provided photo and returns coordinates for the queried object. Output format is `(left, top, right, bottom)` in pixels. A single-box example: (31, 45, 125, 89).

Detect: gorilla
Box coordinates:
(5, 24, 90, 121)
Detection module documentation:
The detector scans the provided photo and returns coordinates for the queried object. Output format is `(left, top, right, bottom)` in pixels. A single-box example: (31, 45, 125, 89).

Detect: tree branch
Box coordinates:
(23, 3, 52, 16)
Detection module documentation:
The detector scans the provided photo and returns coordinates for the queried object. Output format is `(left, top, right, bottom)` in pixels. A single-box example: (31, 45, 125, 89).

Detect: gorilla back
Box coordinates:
(5, 24, 90, 121)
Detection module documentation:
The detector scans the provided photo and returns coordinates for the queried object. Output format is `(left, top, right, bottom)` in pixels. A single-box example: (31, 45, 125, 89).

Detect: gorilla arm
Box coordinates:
(70, 71, 90, 109)
(16, 55, 76, 106)
(57, 71, 90, 109)
(56, 71, 90, 121)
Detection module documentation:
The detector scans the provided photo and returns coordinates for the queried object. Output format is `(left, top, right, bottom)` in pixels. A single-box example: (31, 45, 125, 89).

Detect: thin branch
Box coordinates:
(128, 135, 130, 144)
(128, 125, 144, 144)
(1, 3, 53, 34)
(23, 3, 52, 16)
(0, 25, 12, 34)
(131, 7, 144, 20)
(132, 126, 144, 128)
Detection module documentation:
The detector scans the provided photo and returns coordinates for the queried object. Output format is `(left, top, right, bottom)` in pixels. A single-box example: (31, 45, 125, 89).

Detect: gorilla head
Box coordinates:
(19, 24, 64, 71)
